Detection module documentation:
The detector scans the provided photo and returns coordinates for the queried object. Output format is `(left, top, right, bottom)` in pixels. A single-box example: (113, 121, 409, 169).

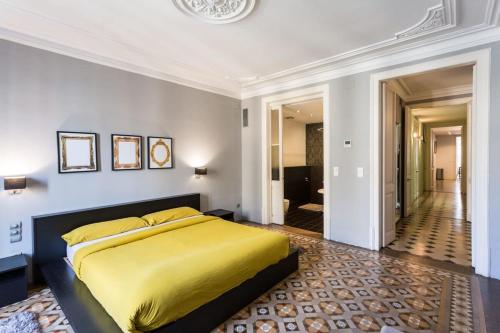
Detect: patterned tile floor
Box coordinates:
(0, 228, 475, 333)
(388, 188, 471, 267)
(285, 207, 323, 234)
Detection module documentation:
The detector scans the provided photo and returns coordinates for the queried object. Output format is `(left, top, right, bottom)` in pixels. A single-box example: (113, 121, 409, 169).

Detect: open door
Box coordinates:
(270, 107, 284, 225)
(382, 83, 397, 246)
(403, 106, 413, 217)
(466, 102, 472, 221)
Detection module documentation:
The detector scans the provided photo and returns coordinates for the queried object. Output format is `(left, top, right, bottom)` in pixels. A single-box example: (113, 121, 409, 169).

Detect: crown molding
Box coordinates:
(485, 0, 500, 25)
(395, 0, 456, 39)
(396, 79, 413, 96)
(242, 0, 457, 90)
(0, 0, 497, 101)
(0, 27, 242, 99)
(386, 80, 472, 102)
(241, 24, 500, 99)
(405, 84, 472, 102)
(385, 80, 411, 100)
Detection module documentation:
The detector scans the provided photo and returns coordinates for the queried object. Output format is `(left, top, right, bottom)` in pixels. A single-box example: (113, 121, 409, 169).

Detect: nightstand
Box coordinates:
(204, 209, 235, 221)
(0, 254, 28, 307)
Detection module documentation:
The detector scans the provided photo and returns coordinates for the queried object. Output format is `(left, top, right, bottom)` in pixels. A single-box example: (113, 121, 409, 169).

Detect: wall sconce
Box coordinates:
(4, 176, 27, 195)
(194, 167, 207, 179)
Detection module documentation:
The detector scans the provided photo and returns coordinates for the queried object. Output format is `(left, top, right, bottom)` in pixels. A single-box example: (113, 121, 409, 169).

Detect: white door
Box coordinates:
(403, 106, 412, 217)
(382, 83, 397, 246)
(270, 106, 284, 224)
(466, 102, 472, 221)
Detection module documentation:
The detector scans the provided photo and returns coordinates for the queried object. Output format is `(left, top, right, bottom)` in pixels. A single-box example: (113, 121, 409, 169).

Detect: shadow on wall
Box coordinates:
(27, 178, 49, 193)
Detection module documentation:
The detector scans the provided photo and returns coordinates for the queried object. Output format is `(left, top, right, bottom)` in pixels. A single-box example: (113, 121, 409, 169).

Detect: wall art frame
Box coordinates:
(57, 131, 99, 174)
(147, 137, 174, 169)
(111, 134, 143, 171)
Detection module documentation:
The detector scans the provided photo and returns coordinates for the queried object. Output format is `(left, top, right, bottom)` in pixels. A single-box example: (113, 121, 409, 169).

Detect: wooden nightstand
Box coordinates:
(204, 209, 235, 222)
(0, 254, 28, 307)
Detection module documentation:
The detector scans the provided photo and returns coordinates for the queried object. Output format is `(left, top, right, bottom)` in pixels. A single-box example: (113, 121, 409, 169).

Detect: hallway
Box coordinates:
(387, 186, 471, 266)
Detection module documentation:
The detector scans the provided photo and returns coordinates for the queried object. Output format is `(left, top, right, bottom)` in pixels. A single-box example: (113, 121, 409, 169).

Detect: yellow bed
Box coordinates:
(71, 215, 290, 333)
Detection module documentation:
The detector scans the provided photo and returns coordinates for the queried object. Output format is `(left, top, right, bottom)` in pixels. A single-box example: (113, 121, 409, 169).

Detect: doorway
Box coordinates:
(371, 49, 491, 276)
(383, 67, 472, 267)
(280, 98, 324, 234)
(261, 85, 330, 239)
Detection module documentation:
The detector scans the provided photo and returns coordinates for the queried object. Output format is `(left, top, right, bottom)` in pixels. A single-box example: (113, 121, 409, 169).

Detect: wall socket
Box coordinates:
(10, 222, 22, 243)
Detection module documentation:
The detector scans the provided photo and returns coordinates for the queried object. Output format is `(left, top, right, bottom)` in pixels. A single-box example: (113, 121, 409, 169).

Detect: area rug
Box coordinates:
(0, 229, 473, 333)
(298, 204, 323, 212)
(0, 311, 41, 333)
(0, 289, 73, 333)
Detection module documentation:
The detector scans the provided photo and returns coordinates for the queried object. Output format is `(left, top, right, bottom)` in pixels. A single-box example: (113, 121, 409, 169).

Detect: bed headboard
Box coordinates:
(32, 193, 200, 268)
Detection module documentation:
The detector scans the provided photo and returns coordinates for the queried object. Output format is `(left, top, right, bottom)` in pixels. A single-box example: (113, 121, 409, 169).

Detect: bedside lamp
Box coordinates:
(194, 167, 207, 179)
(4, 176, 26, 195)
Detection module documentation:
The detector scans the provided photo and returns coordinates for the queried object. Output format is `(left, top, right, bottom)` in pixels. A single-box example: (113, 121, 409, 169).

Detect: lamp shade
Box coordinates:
(194, 167, 208, 176)
(4, 176, 26, 190)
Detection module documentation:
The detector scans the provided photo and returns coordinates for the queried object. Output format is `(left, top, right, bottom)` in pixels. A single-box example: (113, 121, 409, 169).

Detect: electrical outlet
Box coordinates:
(10, 221, 22, 243)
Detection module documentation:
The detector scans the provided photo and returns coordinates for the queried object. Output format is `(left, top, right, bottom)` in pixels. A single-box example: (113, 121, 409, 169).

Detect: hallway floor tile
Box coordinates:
(387, 191, 471, 267)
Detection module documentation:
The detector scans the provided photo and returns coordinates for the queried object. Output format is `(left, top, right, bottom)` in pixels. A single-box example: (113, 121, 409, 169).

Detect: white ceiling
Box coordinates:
(0, 0, 497, 98)
(412, 104, 467, 123)
(432, 126, 462, 135)
(283, 98, 323, 124)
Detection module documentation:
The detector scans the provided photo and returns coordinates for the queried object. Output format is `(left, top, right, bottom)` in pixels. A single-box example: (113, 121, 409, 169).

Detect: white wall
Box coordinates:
(435, 135, 457, 180)
(0, 40, 242, 259)
(283, 119, 306, 167)
(241, 42, 500, 278)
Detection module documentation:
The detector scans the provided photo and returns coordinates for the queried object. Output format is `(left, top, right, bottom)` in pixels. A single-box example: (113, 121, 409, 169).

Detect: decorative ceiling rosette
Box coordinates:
(173, 0, 256, 24)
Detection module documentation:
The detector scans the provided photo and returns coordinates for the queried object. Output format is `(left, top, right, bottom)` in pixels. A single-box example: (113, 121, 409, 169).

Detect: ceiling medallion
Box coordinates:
(173, 0, 256, 24)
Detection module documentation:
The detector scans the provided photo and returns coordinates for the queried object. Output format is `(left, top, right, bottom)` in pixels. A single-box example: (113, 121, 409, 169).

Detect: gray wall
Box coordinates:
(242, 41, 500, 278)
(0, 40, 242, 259)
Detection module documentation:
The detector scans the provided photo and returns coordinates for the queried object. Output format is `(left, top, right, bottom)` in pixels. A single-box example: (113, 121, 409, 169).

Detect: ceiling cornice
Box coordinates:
(404, 84, 472, 102)
(0, 0, 498, 100)
(485, 0, 500, 25)
(241, 24, 500, 99)
(0, 26, 242, 99)
(394, 0, 456, 39)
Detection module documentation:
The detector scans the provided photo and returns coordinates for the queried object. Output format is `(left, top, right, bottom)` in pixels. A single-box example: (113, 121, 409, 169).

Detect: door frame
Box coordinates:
(422, 120, 467, 191)
(261, 84, 331, 239)
(407, 97, 472, 197)
(370, 49, 491, 276)
(270, 105, 284, 225)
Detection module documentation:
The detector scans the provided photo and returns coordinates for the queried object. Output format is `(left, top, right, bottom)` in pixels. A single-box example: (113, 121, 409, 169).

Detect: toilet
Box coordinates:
(283, 199, 290, 214)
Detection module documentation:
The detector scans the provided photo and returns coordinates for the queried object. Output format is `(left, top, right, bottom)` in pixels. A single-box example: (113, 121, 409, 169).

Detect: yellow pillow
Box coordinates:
(141, 207, 201, 226)
(62, 217, 148, 246)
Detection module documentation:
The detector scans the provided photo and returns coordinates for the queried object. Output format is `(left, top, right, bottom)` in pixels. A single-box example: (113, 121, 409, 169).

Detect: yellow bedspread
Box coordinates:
(72, 215, 290, 333)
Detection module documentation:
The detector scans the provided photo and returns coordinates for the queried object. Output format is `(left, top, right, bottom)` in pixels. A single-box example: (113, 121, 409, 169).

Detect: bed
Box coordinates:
(32, 194, 299, 333)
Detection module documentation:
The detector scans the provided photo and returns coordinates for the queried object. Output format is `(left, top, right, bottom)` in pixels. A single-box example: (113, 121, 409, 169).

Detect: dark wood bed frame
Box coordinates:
(32, 193, 299, 333)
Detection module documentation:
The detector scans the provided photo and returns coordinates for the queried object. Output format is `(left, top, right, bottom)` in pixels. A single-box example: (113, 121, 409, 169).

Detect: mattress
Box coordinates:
(69, 215, 290, 333)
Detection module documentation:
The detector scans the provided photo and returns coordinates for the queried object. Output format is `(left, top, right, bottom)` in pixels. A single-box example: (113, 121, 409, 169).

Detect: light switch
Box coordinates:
(333, 167, 339, 177)
(357, 167, 364, 178)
